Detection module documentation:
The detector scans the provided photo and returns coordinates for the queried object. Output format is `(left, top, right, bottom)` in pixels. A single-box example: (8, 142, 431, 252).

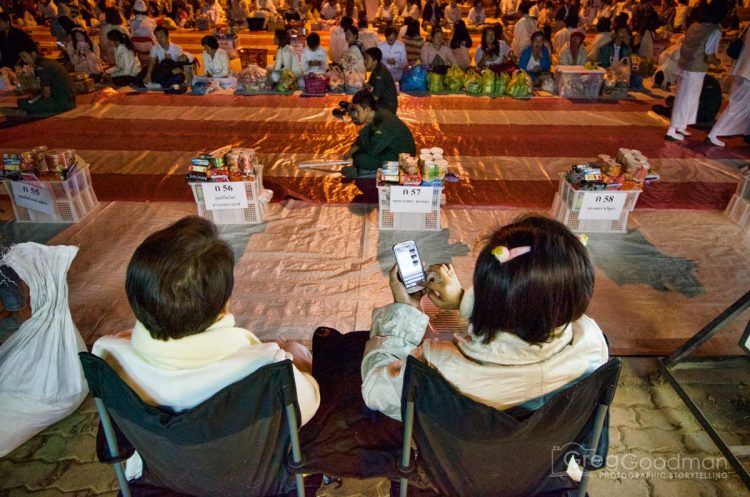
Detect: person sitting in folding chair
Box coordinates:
(92, 216, 320, 483)
(361, 215, 609, 421)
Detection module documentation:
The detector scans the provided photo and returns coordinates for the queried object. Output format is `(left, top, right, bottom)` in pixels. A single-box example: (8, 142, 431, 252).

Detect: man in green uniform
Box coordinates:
(342, 90, 416, 179)
(364, 47, 398, 115)
(16, 43, 76, 116)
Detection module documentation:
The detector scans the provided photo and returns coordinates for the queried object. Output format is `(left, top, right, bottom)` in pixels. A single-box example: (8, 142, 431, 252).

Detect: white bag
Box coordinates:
(0, 243, 87, 457)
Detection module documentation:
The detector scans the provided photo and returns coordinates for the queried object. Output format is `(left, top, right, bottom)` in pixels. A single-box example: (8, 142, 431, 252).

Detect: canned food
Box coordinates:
(44, 150, 67, 172)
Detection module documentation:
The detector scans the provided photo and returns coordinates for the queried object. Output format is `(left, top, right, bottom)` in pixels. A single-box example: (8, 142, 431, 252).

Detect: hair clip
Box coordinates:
(491, 245, 531, 264)
(577, 234, 588, 247)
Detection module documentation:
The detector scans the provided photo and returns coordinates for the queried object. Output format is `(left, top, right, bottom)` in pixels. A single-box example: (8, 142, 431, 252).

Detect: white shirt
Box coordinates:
(320, 0, 339, 18)
(150, 41, 190, 63)
(444, 4, 462, 24)
(202, 48, 230, 77)
(704, 29, 721, 55)
(475, 41, 510, 65)
(512, 15, 537, 56)
(734, 27, 750, 81)
(401, 3, 419, 19)
(301, 46, 329, 74)
(468, 7, 485, 25)
(130, 15, 157, 42)
(273, 44, 302, 76)
(378, 39, 407, 80)
(376, 2, 397, 20)
(526, 52, 541, 71)
(359, 28, 381, 50)
(107, 43, 141, 77)
(553, 27, 572, 54)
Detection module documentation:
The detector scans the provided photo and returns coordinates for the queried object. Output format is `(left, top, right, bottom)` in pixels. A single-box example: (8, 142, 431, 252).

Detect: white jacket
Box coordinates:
(378, 39, 407, 80)
(512, 15, 536, 57)
(361, 289, 609, 421)
(93, 314, 320, 479)
(107, 43, 141, 77)
(273, 44, 303, 77)
(301, 46, 329, 74)
(202, 48, 230, 77)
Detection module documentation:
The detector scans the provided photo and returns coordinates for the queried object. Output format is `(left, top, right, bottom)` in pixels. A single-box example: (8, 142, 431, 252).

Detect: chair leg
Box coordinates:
(399, 401, 415, 497)
(577, 403, 609, 497)
(94, 398, 131, 497)
(285, 404, 306, 497)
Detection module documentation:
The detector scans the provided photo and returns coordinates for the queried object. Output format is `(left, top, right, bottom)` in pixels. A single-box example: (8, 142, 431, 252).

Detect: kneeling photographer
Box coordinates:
(339, 90, 416, 179)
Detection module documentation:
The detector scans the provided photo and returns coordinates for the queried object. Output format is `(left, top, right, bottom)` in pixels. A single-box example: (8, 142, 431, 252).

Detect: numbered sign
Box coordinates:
(390, 186, 434, 213)
(11, 182, 54, 215)
(579, 192, 627, 220)
(201, 182, 249, 211)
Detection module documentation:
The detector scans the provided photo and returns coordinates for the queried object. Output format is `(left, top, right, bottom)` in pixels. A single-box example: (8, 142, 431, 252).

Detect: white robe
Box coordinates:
(710, 29, 750, 138)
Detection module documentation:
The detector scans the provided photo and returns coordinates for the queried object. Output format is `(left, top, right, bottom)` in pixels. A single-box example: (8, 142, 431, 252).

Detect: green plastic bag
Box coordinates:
(428, 72, 444, 93)
(481, 68, 495, 95)
(277, 69, 298, 92)
(506, 70, 532, 98)
(444, 65, 465, 92)
(464, 70, 481, 95)
(494, 72, 510, 96)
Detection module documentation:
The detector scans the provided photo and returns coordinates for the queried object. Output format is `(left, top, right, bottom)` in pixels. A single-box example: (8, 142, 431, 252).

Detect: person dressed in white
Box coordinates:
(376, 0, 398, 21)
(229, 0, 252, 25)
(653, 34, 683, 88)
(468, 0, 486, 25)
(587, 16, 612, 61)
(342, 25, 367, 72)
(92, 217, 320, 482)
(301, 32, 329, 74)
(364, 0, 379, 21)
(378, 27, 407, 80)
(130, 0, 157, 59)
(512, 2, 537, 58)
(666, 2, 723, 141)
(202, 0, 225, 25)
(255, 0, 277, 15)
(320, 0, 341, 19)
(358, 20, 381, 49)
(706, 26, 750, 147)
(361, 216, 609, 421)
(475, 25, 510, 67)
(272, 28, 303, 77)
(443, 0, 462, 25)
(105, 30, 141, 86)
(558, 28, 587, 65)
(200, 35, 230, 78)
(552, 18, 575, 55)
(401, 0, 419, 20)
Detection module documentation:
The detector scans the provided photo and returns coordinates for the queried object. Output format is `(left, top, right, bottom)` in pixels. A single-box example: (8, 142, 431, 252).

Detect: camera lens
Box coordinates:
(338, 101, 350, 110)
(332, 108, 346, 118)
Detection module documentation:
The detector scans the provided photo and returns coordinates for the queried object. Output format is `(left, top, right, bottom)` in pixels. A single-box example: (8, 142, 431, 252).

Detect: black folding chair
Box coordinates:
(79, 353, 307, 497)
(397, 356, 622, 497)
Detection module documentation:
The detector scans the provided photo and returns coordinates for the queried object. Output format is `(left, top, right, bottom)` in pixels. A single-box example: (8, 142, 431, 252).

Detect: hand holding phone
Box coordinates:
(393, 241, 427, 294)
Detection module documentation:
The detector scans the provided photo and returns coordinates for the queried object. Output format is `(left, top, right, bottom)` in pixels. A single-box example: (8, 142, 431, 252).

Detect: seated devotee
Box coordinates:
(376, 0, 398, 21)
(320, 0, 341, 19)
(587, 16, 612, 61)
(552, 12, 577, 55)
(66, 27, 102, 77)
(422, 0, 442, 28)
(301, 32, 329, 75)
(10, 42, 76, 116)
(200, 35, 230, 78)
(0, 12, 35, 69)
(361, 215, 609, 421)
(475, 24, 511, 69)
(444, 0, 463, 25)
(92, 216, 321, 481)
(271, 28, 303, 77)
(341, 89, 416, 179)
(137, 26, 194, 89)
(202, 0, 225, 25)
(468, 0, 486, 25)
(558, 28, 587, 65)
(364, 47, 398, 114)
(342, 25, 366, 72)
(358, 19, 381, 49)
(129, 0, 157, 50)
(99, 8, 129, 66)
(330, 16, 353, 64)
(420, 26, 458, 71)
(519, 30, 552, 82)
(401, 18, 424, 65)
(401, 0, 420, 20)
(598, 23, 632, 68)
(105, 30, 142, 86)
(512, 1, 537, 58)
(450, 20, 473, 69)
(378, 26, 407, 81)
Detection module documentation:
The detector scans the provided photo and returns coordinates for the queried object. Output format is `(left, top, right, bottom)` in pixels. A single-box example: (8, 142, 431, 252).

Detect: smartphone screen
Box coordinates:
(393, 241, 426, 294)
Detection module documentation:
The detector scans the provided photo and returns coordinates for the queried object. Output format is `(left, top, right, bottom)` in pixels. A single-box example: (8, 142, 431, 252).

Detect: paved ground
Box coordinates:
(1, 357, 748, 497)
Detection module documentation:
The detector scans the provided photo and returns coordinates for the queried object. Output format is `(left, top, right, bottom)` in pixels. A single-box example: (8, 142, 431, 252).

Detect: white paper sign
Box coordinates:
(11, 182, 54, 215)
(579, 192, 627, 220)
(390, 186, 434, 213)
(201, 182, 249, 211)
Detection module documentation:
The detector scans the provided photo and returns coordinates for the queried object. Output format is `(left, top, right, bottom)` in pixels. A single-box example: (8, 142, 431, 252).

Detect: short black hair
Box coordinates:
(703, 0, 727, 24)
(359, 19, 369, 28)
(275, 28, 290, 45)
(344, 25, 359, 38)
(384, 26, 397, 37)
(519, 1, 531, 14)
(125, 216, 235, 341)
(154, 25, 169, 37)
(307, 32, 320, 49)
(596, 16, 611, 32)
(352, 88, 377, 110)
(341, 15, 354, 28)
(201, 34, 219, 49)
(470, 216, 594, 345)
(365, 46, 382, 62)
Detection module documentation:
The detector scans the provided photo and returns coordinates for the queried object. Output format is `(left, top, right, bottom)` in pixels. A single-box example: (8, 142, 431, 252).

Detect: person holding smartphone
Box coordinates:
(361, 216, 609, 421)
(11, 42, 76, 116)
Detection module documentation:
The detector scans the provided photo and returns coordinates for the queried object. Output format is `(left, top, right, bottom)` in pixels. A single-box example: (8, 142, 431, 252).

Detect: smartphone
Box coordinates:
(393, 241, 427, 294)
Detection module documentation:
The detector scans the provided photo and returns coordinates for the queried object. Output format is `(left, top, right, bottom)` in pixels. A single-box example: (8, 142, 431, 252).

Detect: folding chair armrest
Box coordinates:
(95, 419, 135, 464)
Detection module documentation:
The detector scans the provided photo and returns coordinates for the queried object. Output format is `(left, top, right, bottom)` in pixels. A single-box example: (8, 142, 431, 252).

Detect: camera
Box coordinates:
(332, 100, 353, 120)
